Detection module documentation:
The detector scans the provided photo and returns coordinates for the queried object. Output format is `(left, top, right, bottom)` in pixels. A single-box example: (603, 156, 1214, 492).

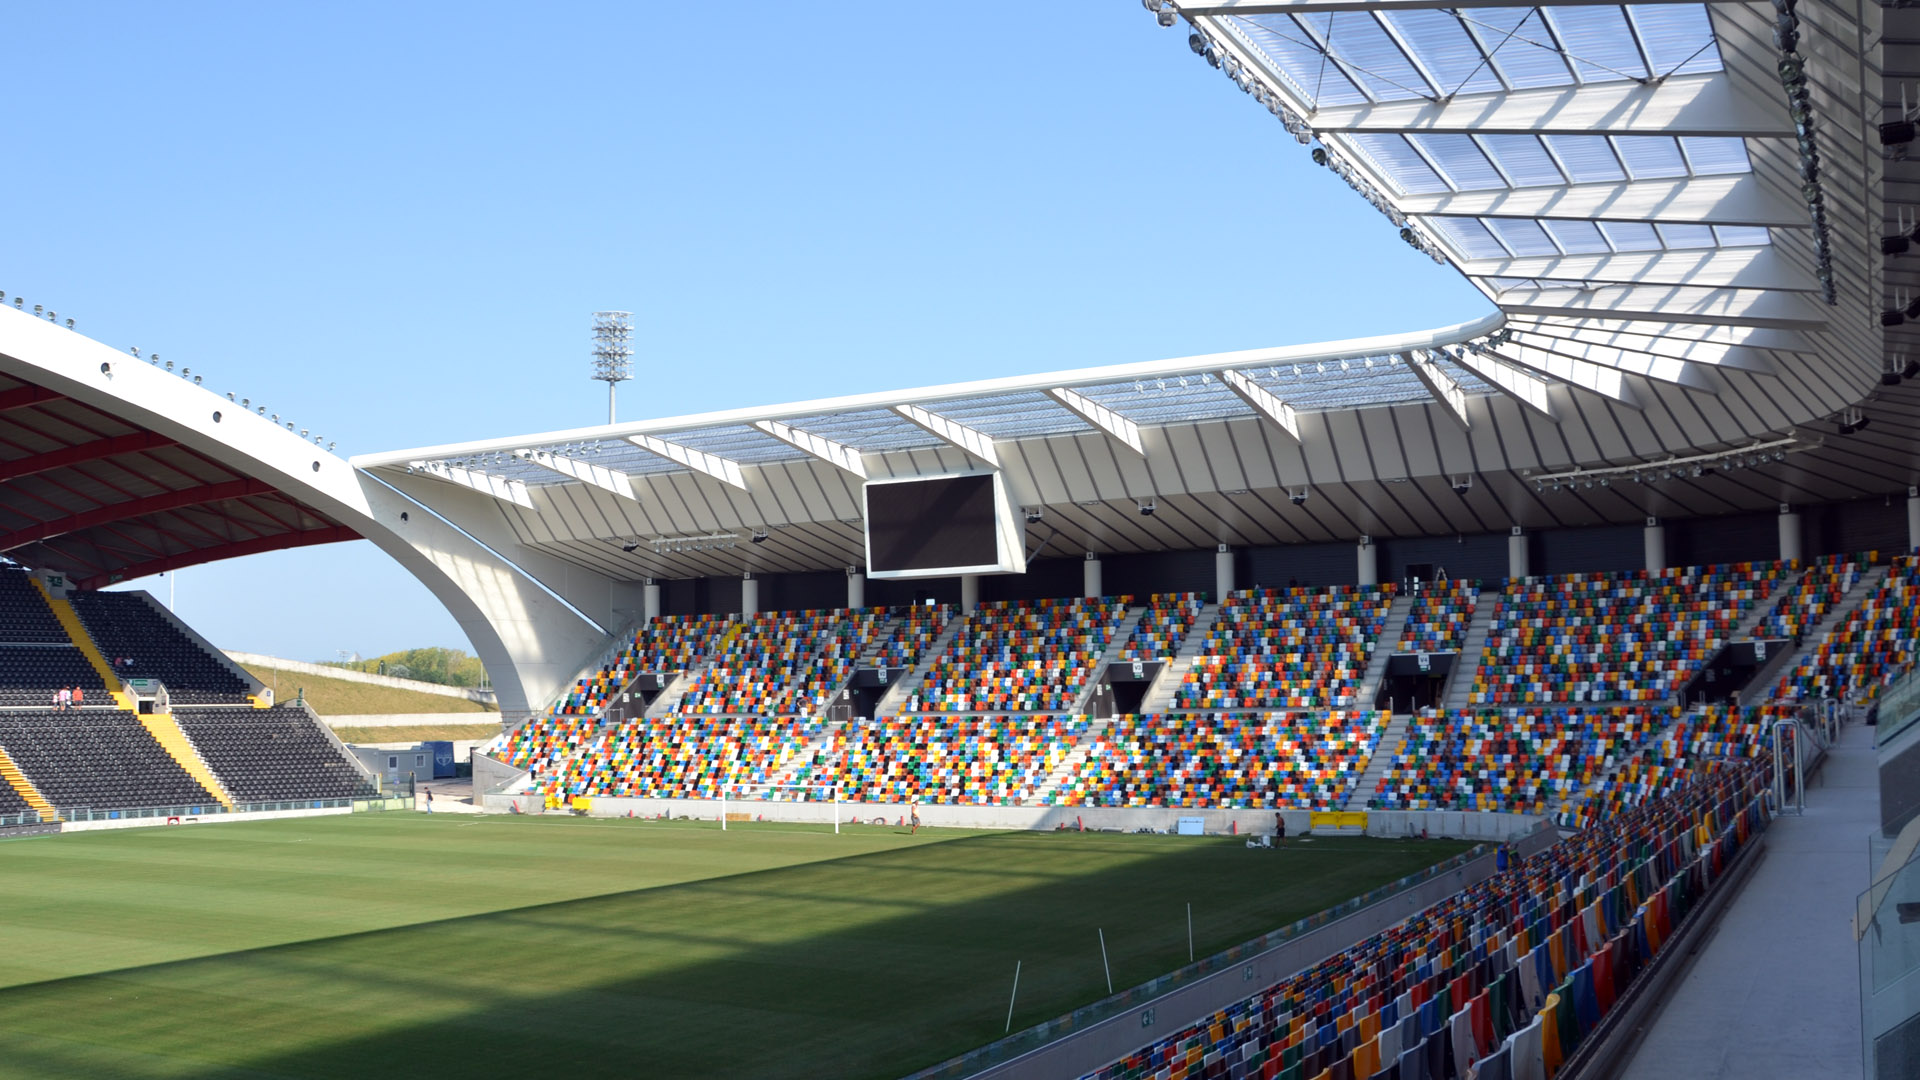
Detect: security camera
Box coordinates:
(621, 542, 639, 553)
(1139, 501, 1156, 517)
(1451, 477, 1473, 495)
(1289, 489, 1309, 506)
(1024, 508, 1043, 524)
(750, 530, 768, 544)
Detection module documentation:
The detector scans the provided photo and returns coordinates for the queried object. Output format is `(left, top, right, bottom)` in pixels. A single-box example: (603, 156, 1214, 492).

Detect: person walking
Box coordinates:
(909, 801, 921, 835)
(424, 786, 434, 814)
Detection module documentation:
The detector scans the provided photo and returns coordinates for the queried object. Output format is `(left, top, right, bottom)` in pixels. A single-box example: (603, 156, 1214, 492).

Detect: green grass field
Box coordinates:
(240, 665, 497, 715)
(0, 815, 1471, 1079)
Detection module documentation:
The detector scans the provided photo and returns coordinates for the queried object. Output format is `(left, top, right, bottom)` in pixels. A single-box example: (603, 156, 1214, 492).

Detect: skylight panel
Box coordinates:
(1656, 223, 1718, 249)
(1318, 11, 1437, 101)
(1380, 10, 1505, 98)
(1463, 9, 1577, 90)
(1483, 218, 1560, 257)
(1410, 134, 1508, 190)
(1714, 226, 1772, 247)
(1428, 217, 1510, 259)
(1627, 5, 1724, 78)
(1543, 136, 1626, 183)
(1678, 137, 1752, 176)
(1346, 133, 1450, 194)
(1611, 136, 1689, 180)
(1229, 15, 1368, 106)
(1540, 6, 1649, 83)
(1477, 135, 1566, 187)
(1599, 221, 1662, 251)
(1541, 219, 1612, 254)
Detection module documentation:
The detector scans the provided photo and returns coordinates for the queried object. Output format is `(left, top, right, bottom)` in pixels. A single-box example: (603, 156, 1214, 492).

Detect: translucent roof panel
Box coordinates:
(915, 392, 1088, 440)
(1600, 221, 1663, 251)
(1484, 218, 1560, 257)
(1544, 136, 1627, 183)
(1347, 134, 1450, 194)
(777, 408, 946, 454)
(1478, 135, 1567, 187)
(1715, 225, 1773, 247)
(1680, 137, 1752, 175)
(1541, 6, 1651, 82)
(1410, 134, 1506, 190)
(1380, 9, 1506, 98)
(1315, 11, 1437, 101)
(1430, 217, 1510, 258)
(1613, 136, 1689, 180)
(1228, 15, 1367, 107)
(1464, 9, 1579, 90)
(1541, 219, 1612, 254)
(1628, 5, 1725, 77)
(1656, 223, 1719, 249)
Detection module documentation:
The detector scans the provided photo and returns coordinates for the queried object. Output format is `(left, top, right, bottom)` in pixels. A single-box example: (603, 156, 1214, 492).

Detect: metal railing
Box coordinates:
(1878, 665, 1920, 745)
(905, 842, 1489, 1080)
(0, 809, 51, 828)
(55, 797, 367, 822)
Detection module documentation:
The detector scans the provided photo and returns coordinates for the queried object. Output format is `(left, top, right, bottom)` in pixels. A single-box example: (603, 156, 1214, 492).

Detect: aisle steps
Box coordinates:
(136, 712, 235, 809)
(1358, 594, 1413, 706)
(1344, 712, 1412, 811)
(1137, 602, 1222, 714)
(30, 580, 135, 711)
(0, 744, 55, 819)
(1442, 591, 1497, 710)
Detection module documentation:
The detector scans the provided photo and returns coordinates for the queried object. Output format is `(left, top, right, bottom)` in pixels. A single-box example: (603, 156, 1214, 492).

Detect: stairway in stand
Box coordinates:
(874, 615, 968, 719)
(1751, 564, 1891, 699)
(31, 580, 135, 711)
(137, 712, 235, 809)
(1732, 567, 1806, 641)
(1442, 589, 1498, 711)
(1358, 593, 1413, 707)
(1069, 605, 1145, 715)
(0, 744, 55, 820)
(1034, 718, 1110, 805)
(1344, 712, 1412, 811)
(642, 668, 702, 720)
(1136, 602, 1221, 715)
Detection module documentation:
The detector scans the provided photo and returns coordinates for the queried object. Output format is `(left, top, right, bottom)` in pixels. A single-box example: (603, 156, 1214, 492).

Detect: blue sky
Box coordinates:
(9, 1, 1488, 662)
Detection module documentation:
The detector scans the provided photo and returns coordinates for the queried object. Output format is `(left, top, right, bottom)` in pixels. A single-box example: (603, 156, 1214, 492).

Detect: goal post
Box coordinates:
(712, 781, 846, 833)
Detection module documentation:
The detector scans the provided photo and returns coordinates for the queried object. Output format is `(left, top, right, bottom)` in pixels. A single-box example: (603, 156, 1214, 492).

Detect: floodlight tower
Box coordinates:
(590, 311, 634, 424)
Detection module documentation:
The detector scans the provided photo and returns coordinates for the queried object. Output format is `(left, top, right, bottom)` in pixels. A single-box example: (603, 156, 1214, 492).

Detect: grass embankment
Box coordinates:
(329, 723, 503, 743)
(0, 815, 1470, 1079)
(239, 664, 496, 716)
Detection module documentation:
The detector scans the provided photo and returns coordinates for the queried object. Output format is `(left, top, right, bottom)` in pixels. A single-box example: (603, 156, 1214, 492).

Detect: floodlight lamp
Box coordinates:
(193, 376, 202, 385)
(1885, 236, 1910, 256)
(1157, 9, 1177, 26)
(65, 319, 73, 329)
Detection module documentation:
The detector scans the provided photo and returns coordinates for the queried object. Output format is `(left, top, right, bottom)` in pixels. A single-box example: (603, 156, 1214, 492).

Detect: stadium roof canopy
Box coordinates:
(3, 0, 1917, 716)
(353, 0, 1916, 585)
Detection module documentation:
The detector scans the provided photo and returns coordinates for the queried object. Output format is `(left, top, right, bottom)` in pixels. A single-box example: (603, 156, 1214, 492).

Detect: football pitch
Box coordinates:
(0, 813, 1473, 1079)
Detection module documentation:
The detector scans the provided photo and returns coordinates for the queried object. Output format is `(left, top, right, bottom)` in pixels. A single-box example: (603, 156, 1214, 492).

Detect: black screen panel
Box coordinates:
(867, 475, 998, 573)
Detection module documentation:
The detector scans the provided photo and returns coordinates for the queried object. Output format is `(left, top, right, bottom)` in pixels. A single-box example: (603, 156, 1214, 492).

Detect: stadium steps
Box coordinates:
(139, 712, 235, 809)
(1441, 588, 1497, 709)
(643, 667, 703, 720)
(1734, 567, 1806, 641)
(126, 590, 273, 706)
(0, 743, 55, 819)
(1358, 593, 1413, 706)
(874, 616, 967, 718)
(1754, 563, 1891, 700)
(1035, 718, 1111, 805)
(1343, 712, 1411, 811)
(1136, 601, 1221, 714)
(30, 580, 135, 711)
(1069, 605, 1145, 715)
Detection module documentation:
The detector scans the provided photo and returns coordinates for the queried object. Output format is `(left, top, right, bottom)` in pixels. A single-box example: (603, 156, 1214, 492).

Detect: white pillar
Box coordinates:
(741, 573, 759, 617)
(1508, 528, 1530, 580)
(1214, 544, 1235, 599)
(1356, 536, 1378, 586)
(642, 582, 661, 622)
(1083, 554, 1102, 599)
(1778, 504, 1802, 564)
(1643, 519, 1666, 573)
(960, 573, 980, 612)
(1908, 488, 1919, 552)
(846, 571, 865, 610)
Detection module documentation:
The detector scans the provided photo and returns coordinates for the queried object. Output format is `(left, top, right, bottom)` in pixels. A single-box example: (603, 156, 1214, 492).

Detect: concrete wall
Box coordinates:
(472, 751, 529, 797)
(61, 806, 352, 832)
(226, 652, 497, 705)
(478, 793, 1545, 843)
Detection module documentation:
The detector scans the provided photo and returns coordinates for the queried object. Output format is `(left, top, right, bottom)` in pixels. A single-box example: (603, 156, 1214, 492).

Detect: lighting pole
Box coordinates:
(590, 311, 634, 424)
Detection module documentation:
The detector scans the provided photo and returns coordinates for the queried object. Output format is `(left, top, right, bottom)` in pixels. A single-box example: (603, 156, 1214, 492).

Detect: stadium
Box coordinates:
(0, 1, 1917, 1077)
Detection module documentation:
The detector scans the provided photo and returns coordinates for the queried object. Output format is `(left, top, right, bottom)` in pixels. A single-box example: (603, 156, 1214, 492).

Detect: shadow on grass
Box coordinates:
(0, 829, 1470, 1080)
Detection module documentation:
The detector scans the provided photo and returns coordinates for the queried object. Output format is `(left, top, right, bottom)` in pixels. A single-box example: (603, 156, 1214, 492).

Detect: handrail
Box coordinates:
(904, 842, 1489, 1080)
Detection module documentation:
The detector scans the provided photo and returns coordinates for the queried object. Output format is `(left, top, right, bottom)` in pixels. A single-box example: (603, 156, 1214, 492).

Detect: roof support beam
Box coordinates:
(1465, 248, 1817, 293)
(1397, 174, 1805, 228)
(0, 385, 62, 414)
(1484, 343, 1640, 406)
(0, 431, 177, 483)
(513, 448, 639, 501)
(410, 461, 535, 509)
(1404, 351, 1471, 428)
(1496, 284, 1831, 330)
(1504, 332, 1714, 390)
(1189, 0, 1746, 12)
(626, 434, 748, 490)
(1512, 318, 1813, 354)
(75, 526, 358, 590)
(1307, 73, 1792, 138)
(751, 420, 868, 478)
(1503, 319, 1780, 374)
(1218, 369, 1303, 441)
(893, 404, 999, 466)
(1441, 350, 1557, 417)
(0, 478, 276, 552)
(1046, 387, 1144, 455)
